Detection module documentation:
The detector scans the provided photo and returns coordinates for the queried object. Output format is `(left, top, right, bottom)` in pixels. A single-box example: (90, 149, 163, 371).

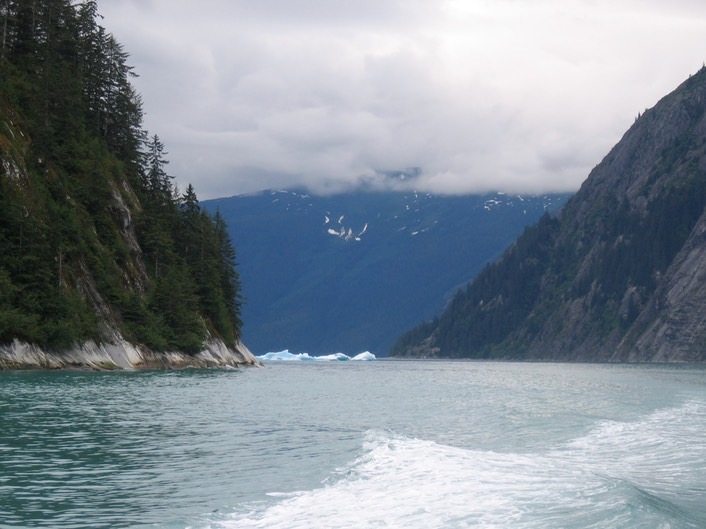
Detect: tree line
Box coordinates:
(392, 143, 706, 358)
(0, 0, 243, 353)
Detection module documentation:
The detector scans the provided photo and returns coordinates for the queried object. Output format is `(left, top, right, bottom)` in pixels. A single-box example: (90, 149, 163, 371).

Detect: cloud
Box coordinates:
(100, 0, 706, 198)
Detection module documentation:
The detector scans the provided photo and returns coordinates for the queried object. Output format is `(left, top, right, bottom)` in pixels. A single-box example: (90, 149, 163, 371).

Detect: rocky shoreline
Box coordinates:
(0, 337, 261, 371)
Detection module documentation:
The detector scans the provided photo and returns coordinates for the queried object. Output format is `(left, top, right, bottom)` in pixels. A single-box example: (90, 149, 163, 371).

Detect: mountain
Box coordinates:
(203, 190, 570, 355)
(393, 66, 706, 362)
(0, 1, 255, 369)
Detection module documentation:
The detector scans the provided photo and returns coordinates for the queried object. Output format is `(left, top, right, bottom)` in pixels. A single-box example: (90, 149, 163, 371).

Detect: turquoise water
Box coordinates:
(1, 361, 705, 528)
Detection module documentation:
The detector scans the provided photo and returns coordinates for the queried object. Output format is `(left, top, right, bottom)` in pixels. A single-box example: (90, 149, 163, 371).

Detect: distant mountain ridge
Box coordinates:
(203, 190, 570, 355)
(393, 67, 706, 362)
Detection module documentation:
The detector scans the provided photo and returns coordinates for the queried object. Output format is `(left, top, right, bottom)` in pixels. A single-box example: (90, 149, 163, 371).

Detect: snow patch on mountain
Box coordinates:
(256, 189, 563, 244)
(325, 211, 368, 242)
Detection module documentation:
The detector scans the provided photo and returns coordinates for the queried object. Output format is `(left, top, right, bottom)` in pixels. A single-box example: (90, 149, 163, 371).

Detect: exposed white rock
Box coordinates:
(0, 336, 260, 370)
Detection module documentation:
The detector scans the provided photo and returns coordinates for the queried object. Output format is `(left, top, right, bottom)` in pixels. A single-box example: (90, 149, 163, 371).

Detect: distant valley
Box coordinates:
(203, 190, 570, 355)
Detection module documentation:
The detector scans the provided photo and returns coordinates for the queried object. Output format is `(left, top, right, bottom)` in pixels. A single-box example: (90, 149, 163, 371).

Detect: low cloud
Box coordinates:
(101, 0, 706, 198)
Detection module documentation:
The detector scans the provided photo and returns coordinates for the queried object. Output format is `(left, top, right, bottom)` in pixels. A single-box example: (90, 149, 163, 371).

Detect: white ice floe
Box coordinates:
(257, 350, 376, 362)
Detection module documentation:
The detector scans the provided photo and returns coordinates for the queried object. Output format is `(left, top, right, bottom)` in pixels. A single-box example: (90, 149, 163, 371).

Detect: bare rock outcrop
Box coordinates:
(0, 336, 260, 370)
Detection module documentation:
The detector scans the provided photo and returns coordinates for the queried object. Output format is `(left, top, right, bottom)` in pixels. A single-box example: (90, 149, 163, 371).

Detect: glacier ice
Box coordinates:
(351, 351, 376, 361)
(257, 350, 376, 362)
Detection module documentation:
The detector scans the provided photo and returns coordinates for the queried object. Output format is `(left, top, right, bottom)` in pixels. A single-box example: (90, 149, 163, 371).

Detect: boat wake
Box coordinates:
(209, 400, 706, 529)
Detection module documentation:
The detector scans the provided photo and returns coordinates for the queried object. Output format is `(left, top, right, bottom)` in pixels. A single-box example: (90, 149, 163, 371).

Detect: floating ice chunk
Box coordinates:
(257, 350, 376, 362)
(351, 351, 376, 361)
(316, 353, 351, 361)
(257, 350, 307, 361)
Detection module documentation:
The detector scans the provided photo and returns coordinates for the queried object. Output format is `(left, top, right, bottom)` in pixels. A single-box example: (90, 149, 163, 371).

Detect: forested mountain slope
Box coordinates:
(394, 67, 706, 362)
(204, 190, 569, 355)
(0, 1, 253, 368)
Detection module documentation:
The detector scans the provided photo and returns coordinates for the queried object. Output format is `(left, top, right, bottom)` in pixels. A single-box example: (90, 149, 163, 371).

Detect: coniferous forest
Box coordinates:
(392, 67, 706, 362)
(0, 1, 243, 353)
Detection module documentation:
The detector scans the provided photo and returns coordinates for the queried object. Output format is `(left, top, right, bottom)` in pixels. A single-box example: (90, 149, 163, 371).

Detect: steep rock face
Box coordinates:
(614, 211, 706, 361)
(0, 148, 256, 369)
(0, 337, 259, 370)
(1, 88, 250, 371)
(521, 69, 706, 361)
(395, 67, 706, 362)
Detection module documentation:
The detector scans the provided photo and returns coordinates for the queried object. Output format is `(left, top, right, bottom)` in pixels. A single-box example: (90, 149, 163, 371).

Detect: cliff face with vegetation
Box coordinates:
(0, 0, 256, 368)
(394, 67, 706, 362)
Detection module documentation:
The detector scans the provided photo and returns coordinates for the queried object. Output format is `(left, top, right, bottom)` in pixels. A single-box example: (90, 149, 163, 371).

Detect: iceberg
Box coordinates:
(351, 351, 376, 361)
(257, 350, 376, 362)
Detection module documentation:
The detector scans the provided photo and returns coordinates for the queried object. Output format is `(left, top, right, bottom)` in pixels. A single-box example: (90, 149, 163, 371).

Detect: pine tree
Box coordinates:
(143, 134, 172, 200)
(0, 0, 246, 354)
(214, 210, 243, 340)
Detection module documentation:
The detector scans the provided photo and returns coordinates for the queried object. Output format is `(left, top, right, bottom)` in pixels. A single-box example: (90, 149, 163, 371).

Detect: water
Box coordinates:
(1, 361, 705, 528)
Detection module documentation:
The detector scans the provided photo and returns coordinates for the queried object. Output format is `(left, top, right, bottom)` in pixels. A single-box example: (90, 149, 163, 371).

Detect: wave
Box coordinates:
(210, 400, 706, 529)
(256, 350, 376, 362)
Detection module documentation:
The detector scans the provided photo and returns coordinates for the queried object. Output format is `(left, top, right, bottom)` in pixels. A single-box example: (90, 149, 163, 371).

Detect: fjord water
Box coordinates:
(1, 362, 705, 529)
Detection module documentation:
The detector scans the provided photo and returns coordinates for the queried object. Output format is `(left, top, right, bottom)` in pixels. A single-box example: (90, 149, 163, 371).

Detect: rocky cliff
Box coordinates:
(0, 1, 254, 369)
(0, 337, 259, 370)
(394, 67, 706, 362)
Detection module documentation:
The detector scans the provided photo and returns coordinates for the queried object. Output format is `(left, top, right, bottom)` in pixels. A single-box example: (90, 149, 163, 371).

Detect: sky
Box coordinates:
(100, 0, 706, 199)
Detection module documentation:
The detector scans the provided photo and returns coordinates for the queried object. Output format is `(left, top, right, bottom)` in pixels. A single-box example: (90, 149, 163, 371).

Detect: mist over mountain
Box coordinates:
(204, 190, 569, 355)
(394, 67, 706, 362)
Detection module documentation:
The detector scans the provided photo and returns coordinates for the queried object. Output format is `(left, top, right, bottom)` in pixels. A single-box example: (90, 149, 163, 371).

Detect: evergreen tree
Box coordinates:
(214, 210, 243, 340)
(0, 0, 245, 353)
(143, 134, 172, 200)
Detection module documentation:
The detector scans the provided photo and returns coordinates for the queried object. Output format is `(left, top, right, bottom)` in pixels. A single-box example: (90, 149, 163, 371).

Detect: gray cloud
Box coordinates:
(100, 0, 706, 198)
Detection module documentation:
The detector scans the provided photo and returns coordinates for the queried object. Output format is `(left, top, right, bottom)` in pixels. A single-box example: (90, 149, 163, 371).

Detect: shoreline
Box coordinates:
(0, 337, 261, 371)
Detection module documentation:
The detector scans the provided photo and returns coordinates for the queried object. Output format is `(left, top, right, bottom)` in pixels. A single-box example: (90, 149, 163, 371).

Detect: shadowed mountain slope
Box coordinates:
(394, 67, 706, 362)
(204, 191, 569, 355)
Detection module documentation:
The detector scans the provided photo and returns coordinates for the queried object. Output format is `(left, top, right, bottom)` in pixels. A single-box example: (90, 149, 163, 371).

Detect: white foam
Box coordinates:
(215, 401, 706, 529)
(562, 400, 706, 492)
(218, 431, 603, 528)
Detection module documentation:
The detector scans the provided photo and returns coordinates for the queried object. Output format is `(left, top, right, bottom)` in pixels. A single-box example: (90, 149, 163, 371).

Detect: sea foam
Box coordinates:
(216, 400, 706, 529)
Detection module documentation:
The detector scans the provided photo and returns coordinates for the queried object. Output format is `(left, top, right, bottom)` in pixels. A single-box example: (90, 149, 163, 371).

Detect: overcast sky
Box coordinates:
(100, 0, 706, 199)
